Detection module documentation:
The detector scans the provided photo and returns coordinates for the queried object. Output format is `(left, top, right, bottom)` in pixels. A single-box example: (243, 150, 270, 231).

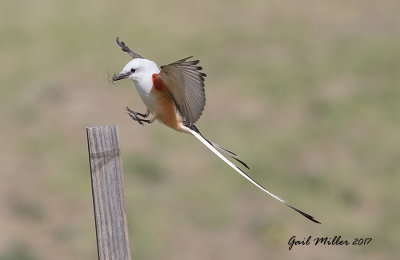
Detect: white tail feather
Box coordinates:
(185, 126, 321, 224)
(186, 126, 287, 204)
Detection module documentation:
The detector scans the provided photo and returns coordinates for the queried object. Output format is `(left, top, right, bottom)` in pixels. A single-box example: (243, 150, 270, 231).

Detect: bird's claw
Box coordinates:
(126, 107, 149, 126)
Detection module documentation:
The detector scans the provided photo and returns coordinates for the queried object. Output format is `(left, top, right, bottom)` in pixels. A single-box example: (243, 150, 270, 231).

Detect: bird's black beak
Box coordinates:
(112, 71, 130, 82)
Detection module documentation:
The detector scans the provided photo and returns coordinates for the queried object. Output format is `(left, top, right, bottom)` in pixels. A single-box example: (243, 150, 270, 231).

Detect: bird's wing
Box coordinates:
(157, 56, 206, 126)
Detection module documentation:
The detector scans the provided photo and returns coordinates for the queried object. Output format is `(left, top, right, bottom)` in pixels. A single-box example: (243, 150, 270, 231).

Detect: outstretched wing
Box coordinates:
(157, 57, 206, 126)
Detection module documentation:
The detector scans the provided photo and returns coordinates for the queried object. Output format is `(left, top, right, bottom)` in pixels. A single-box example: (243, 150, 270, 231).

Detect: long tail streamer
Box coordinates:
(186, 125, 321, 224)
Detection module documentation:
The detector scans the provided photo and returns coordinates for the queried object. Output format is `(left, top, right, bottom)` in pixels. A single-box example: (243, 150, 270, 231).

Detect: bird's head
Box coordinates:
(112, 58, 160, 84)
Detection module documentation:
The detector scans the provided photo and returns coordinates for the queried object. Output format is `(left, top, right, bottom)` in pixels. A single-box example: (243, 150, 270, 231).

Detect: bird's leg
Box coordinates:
(126, 107, 152, 125)
(126, 107, 149, 118)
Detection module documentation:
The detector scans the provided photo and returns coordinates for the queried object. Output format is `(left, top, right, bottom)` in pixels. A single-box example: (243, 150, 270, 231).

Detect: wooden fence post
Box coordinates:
(86, 125, 132, 260)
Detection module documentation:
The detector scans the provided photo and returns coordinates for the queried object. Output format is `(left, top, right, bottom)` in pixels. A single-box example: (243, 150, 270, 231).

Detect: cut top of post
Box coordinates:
(87, 125, 120, 155)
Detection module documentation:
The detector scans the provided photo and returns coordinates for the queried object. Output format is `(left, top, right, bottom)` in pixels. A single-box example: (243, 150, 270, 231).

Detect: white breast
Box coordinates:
(135, 83, 157, 113)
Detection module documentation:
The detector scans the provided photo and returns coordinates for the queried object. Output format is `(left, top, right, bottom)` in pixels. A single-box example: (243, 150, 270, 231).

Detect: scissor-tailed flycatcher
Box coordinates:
(112, 37, 320, 224)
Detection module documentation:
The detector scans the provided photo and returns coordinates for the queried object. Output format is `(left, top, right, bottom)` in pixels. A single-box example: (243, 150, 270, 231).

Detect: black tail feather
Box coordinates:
(231, 156, 250, 169)
(286, 204, 321, 224)
(216, 146, 237, 156)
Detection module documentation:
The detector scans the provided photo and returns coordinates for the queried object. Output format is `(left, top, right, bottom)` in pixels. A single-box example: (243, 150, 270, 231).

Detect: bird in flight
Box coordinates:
(112, 37, 320, 224)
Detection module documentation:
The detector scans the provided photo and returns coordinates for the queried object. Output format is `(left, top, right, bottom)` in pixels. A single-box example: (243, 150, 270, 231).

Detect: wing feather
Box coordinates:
(158, 57, 206, 125)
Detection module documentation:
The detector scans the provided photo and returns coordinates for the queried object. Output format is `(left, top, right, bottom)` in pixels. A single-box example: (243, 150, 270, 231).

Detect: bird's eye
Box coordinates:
(130, 68, 136, 73)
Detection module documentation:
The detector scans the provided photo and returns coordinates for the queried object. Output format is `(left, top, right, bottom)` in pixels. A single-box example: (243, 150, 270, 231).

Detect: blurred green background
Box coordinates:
(1, 0, 400, 259)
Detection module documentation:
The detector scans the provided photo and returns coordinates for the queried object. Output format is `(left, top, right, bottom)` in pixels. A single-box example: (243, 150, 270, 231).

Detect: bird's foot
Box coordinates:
(126, 107, 151, 125)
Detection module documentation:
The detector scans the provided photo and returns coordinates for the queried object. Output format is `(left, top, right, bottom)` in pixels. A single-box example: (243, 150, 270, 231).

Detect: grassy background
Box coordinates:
(1, 0, 400, 259)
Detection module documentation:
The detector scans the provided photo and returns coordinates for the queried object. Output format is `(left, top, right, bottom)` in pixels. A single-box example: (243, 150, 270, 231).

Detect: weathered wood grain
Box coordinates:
(86, 125, 131, 260)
